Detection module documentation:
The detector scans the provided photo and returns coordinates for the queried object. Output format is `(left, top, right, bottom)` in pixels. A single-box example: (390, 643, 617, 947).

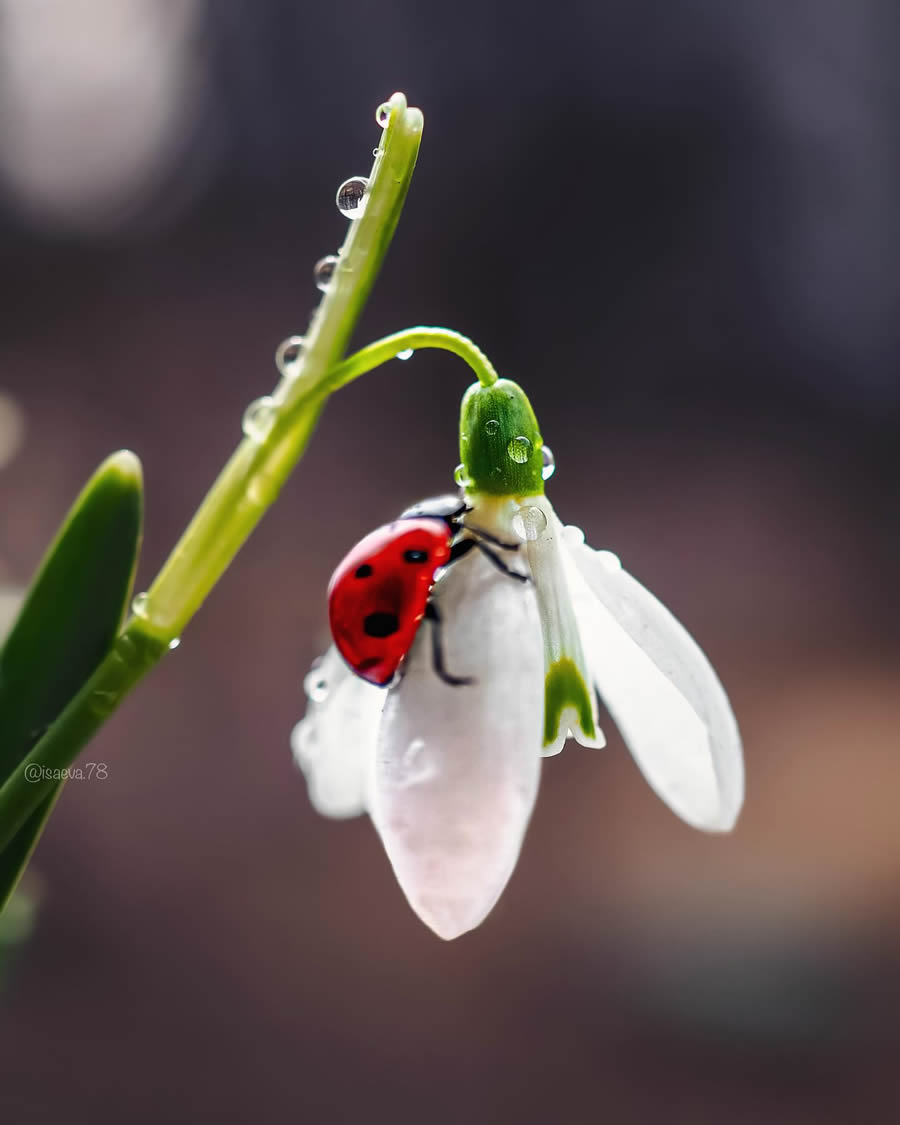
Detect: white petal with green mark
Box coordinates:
(511, 497, 604, 755)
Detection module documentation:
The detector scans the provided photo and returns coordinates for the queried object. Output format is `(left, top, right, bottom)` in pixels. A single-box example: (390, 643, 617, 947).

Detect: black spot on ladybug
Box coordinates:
(403, 548, 429, 564)
(363, 612, 399, 638)
(355, 564, 373, 578)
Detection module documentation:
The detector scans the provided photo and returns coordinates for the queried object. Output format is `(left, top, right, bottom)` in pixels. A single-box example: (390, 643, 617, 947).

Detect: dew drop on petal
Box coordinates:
(313, 255, 339, 292)
(167, 637, 181, 651)
(375, 102, 391, 127)
(242, 396, 276, 442)
(507, 435, 532, 464)
(336, 176, 369, 219)
(304, 668, 330, 703)
(484, 418, 500, 435)
(396, 348, 414, 361)
(512, 505, 548, 542)
(541, 444, 556, 480)
(275, 336, 305, 378)
(396, 737, 435, 787)
(131, 592, 149, 618)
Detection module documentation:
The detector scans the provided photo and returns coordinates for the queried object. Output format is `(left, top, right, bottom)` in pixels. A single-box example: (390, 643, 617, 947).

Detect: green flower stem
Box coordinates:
(321, 327, 499, 392)
(145, 91, 424, 639)
(0, 93, 424, 853)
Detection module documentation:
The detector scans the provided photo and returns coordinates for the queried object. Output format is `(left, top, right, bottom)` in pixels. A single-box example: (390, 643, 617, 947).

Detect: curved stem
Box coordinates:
(322, 328, 499, 392)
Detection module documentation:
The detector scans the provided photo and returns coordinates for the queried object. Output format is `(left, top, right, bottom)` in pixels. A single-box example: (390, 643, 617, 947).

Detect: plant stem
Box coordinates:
(144, 91, 424, 640)
(321, 327, 499, 392)
(0, 93, 423, 852)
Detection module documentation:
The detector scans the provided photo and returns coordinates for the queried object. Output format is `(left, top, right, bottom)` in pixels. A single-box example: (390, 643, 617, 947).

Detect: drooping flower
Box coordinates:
(292, 378, 743, 940)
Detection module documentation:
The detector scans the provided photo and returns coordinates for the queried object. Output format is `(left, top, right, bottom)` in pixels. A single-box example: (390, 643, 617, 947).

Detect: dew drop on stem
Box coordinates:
(242, 396, 276, 442)
(313, 256, 339, 292)
(336, 177, 369, 219)
(275, 336, 304, 378)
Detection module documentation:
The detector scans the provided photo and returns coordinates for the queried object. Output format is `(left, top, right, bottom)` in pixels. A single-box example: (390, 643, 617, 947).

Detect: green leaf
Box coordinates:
(0, 451, 143, 910)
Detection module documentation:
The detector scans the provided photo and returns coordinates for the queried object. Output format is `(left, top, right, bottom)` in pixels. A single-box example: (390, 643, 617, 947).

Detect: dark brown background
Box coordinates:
(1, 1, 899, 1121)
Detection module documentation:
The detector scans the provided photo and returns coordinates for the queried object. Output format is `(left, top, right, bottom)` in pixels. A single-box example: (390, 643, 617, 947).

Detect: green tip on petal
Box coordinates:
(459, 379, 544, 496)
(543, 657, 596, 747)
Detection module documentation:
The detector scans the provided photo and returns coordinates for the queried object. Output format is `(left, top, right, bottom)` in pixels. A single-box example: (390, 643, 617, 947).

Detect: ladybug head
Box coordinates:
(399, 494, 468, 528)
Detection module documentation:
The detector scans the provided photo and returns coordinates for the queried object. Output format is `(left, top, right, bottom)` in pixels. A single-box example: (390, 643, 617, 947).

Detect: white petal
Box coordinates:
(371, 540, 543, 940)
(291, 645, 385, 818)
(564, 531, 743, 832)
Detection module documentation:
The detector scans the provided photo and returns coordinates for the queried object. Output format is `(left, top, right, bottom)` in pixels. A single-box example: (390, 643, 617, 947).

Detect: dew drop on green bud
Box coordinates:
(313, 255, 338, 291)
(453, 463, 470, 487)
(484, 419, 500, 435)
(541, 444, 556, 480)
(131, 591, 149, 618)
(168, 637, 181, 651)
(507, 435, 532, 464)
(375, 102, 391, 127)
(242, 396, 276, 442)
(275, 336, 304, 378)
(512, 505, 548, 542)
(397, 348, 414, 360)
(336, 176, 369, 219)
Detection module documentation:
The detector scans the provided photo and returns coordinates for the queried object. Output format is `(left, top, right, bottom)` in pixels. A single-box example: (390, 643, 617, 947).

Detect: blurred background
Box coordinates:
(1, 0, 899, 1120)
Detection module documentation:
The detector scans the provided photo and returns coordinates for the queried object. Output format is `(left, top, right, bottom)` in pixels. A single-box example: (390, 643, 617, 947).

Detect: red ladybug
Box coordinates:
(327, 494, 526, 687)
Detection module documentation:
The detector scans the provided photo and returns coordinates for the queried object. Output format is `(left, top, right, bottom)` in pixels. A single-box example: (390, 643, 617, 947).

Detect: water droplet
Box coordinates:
(131, 592, 149, 618)
(375, 102, 391, 128)
(512, 505, 548, 542)
(313, 256, 339, 292)
(396, 738, 435, 787)
(507, 435, 533, 464)
(372, 147, 380, 157)
(484, 418, 500, 435)
(304, 669, 329, 703)
(90, 689, 118, 717)
(336, 176, 369, 219)
(242, 396, 276, 442)
(541, 444, 556, 480)
(453, 463, 471, 488)
(396, 348, 414, 361)
(275, 336, 304, 378)
(402, 738, 425, 767)
(167, 637, 181, 651)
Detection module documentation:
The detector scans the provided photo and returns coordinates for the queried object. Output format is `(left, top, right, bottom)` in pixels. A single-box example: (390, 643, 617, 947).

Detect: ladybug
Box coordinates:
(327, 494, 527, 688)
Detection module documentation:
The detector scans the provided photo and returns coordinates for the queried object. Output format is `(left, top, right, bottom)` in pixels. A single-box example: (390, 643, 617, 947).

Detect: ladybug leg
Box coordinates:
(459, 522, 520, 551)
(449, 536, 529, 582)
(424, 602, 475, 686)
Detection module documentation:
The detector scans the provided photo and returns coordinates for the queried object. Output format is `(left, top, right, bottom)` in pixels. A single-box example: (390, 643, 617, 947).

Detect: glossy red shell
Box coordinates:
(327, 518, 453, 686)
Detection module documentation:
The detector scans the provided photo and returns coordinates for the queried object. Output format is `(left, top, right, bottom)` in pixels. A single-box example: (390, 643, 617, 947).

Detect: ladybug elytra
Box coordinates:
(327, 494, 527, 687)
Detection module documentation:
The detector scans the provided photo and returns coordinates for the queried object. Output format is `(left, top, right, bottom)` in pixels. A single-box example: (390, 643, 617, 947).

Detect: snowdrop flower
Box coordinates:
(292, 378, 743, 940)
